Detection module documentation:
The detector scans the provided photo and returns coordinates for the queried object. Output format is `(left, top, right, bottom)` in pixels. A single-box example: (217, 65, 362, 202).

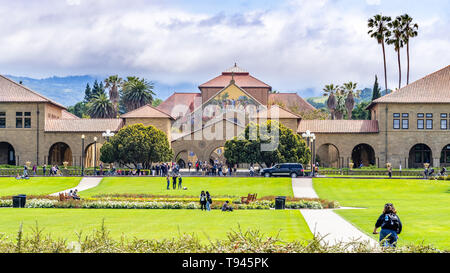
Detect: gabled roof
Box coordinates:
(0, 75, 66, 109)
(269, 93, 316, 112)
(298, 120, 379, 134)
(45, 119, 123, 132)
(199, 64, 271, 89)
(368, 65, 450, 108)
(121, 104, 174, 119)
(61, 110, 80, 119)
(157, 92, 201, 119)
(251, 105, 301, 119)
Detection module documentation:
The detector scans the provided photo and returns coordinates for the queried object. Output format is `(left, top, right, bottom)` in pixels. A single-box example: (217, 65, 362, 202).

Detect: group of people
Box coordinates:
(67, 189, 80, 200)
(166, 173, 184, 190)
(191, 160, 238, 177)
(199, 191, 212, 211)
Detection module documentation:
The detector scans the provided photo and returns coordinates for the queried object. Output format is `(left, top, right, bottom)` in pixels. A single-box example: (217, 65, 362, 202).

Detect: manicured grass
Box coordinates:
(0, 209, 312, 242)
(0, 177, 81, 197)
(313, 178, 450, 250)
(81, 177, 294, 198)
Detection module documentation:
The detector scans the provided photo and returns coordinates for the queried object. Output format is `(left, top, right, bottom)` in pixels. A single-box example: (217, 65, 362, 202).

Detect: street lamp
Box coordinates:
(302, 130, 316, 176)
(102, 129, 115, 142)
(81, 135, 85, 176)
(94, 137, 97, 176)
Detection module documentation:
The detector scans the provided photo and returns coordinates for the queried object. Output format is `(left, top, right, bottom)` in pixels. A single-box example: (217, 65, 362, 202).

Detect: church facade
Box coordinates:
(0, 64, 449, 169)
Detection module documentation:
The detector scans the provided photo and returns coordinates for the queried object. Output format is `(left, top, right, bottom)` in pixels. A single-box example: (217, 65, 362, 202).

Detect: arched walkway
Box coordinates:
(317, 143, 340, 168)
(85, 142, 103, 168)
(209, 147, 226, 165)
(351, 144, 375, 167)
(0, 142, 16, 165)
(409, 144, 432, 168)
(440, 144, 450, 167)
(175, 150, 199, 168)
(48, 142, 72, 166)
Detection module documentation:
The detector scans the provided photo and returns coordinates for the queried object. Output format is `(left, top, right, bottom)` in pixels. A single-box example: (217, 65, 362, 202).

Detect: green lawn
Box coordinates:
(313, 178, 450, 250)
(0, 177, 81, 197)
(81, 177, 294, 198)
(0, 209, 311, 242)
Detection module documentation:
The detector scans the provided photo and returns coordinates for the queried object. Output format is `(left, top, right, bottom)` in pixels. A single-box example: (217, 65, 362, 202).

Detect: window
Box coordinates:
(417, 119, 424, 129)
(393, 119, 400, 129)
(402, 113, 409, 118)
(441, 113, 448, 118)
(15, 112, 31, 128)
(417, 113, 424, 118)
(0, 112, 5, 128)
(393, 113, 400, 118)
(426, 113, 433, 118)
(441, 119, 448, 130)
(402, 119, 409, 129)
(426, 119, 433, 129)
(16, 117, 23, 128)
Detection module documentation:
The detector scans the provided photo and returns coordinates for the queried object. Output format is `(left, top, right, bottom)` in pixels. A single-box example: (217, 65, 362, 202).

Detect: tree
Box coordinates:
(99, 123, 173, 169)
(152, 98, 163, 107)
(352, 101, 371, 120)
(104, 75, 123, 117)
(334, 93, 347, 120)
(342, 82, 360, 120)
(67, 102, 88, 118)
(386, 17, 405, 90)
(297, 109, 329, 120)
(368, 14, 392, 92)
(91, 80, 106, 98)
(83, 83, 93, 103)
(400, 14, 418, 85)
(323, 84, 338, 120)
(372, 75, 381, 101)
(86, 93, 115, 118)
(122, 77, 155, 112)
(224, 121, 310, 167)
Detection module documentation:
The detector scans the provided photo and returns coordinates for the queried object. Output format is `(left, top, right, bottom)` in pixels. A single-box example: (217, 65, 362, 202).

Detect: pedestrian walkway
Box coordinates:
(50, 177, 102, 196)
(292, 178, 318, 198)
(292, 177, 377, 247)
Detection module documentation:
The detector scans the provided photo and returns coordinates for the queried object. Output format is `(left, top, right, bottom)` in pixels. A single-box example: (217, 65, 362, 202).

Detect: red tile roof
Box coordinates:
(0, 75, 66, 109)
(45, 119, 123, 132)
(157, 93, 201, 119)
(199, 74, 271, 89)
(369, 65, 450, 107)
(298, 120, 379, 134)
(269, 93, 316, 112)
(121, 104, 174, 119)
(61, 110, 80, 119)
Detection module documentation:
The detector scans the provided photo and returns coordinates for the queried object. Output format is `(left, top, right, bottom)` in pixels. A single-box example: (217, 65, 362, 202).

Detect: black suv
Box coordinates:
(260, 163, 304, 178)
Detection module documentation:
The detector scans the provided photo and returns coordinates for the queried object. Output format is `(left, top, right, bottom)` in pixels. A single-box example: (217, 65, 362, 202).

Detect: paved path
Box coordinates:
(50, 177, 103, 196)
(293, 178, 378, 247)
(292, 178, 319, 198)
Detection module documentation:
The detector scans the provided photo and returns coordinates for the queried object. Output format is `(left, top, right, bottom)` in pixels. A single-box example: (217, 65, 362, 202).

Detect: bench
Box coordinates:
(241, 193, 257, 204)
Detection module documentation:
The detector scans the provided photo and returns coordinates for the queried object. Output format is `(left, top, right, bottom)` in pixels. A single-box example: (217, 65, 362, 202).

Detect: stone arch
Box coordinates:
(175, 150, 199, 168)
(48, 142, 73, 166)
(408, 143, 432, 168)
(84, 142, 103, 168)
(440, 144, 450, 167)
(351, 143, 376, 167)
(317, 143, 340, 168)
(0, 142, 16, 165)
(209, 146, 226, 165)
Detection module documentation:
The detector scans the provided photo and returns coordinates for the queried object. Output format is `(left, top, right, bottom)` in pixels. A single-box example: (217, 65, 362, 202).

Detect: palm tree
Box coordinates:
(334, 92, 347, 120)
(122, 77, 155, 112)
(368, 14, 392, 92)
(400, 14, 418, 85)
(342, 82, 360, 120)
(104, 75, 123, 117)
(323, 84, 338, 120)
(87, 93, 115, 118)
(386, 17, 405, 90)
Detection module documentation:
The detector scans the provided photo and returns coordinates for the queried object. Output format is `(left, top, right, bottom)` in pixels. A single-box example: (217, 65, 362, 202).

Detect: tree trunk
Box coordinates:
(407, 42, 410, 85)
(382, 41, 388, 92)
(397, 49, 401, 89)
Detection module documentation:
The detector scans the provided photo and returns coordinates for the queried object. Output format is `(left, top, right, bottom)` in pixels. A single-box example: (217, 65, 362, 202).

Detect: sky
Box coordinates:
(0, 0, 449, 97)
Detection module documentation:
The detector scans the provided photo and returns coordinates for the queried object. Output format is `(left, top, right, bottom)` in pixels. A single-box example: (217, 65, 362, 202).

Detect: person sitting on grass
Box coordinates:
(72, 189, 80, 200)
(439, 167, 447, 176)
(16, 174, 21, 180)
(373, 203, 402, 248)
(221, 201, 233, 212)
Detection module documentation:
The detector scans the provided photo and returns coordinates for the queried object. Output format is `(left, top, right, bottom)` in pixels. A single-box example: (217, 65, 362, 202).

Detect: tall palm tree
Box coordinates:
(342, 82, 360, 120)
(323, 84, 338, 120)
(400, 14, 418, 85)
(87, 93, 115, 118)
(386, 17, 405, 90)
(104, 75, 123, 117)
(122, 77, 155, 112)
(334, 92, 347, 120)
(368, 14, 392, 92)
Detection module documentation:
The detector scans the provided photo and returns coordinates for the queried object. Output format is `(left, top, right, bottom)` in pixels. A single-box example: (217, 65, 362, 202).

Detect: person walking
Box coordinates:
(166, 175, 170, 190)
(42, 164, 47, 176)
(388, 165, 393, 178)
(172, 174, 177, 190)
(206, 191, 212, 211)
(373, 203, 402, 248)
(200, 191, 207, 211)
(178, 174, 182, 189)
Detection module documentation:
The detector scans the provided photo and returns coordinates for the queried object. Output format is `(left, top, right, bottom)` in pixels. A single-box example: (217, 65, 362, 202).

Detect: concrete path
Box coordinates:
(293, 177, 377, 247)
(292, 178, 319, 198)
(50, 177, 102, 196)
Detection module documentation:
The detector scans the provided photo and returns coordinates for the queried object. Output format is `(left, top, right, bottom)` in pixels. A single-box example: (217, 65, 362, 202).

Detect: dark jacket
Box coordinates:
(375, 213, 402, 234)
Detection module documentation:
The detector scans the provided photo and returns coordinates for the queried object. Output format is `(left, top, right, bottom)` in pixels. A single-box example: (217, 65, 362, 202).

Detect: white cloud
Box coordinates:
(0, 0, 448, 96)
(66, 0, 81, 6)
(366, 0, 381, 5)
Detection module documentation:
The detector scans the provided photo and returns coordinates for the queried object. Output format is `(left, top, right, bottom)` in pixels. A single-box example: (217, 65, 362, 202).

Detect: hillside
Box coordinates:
(306, 88, 392, 109)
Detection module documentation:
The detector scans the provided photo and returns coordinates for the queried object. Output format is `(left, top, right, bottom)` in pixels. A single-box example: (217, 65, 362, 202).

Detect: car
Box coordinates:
(260, 163, 304, 178)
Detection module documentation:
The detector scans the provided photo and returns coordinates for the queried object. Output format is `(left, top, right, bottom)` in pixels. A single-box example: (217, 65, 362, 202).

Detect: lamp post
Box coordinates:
(302, 130, 316, 177)
(94, 137, 97, 176)
(81, 135, 85, 176)
(102, 129, 115, 142)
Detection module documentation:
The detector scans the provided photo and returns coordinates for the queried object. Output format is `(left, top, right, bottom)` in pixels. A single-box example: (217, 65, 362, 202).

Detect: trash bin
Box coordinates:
(275, 196, 286, 210)
(12, 195, 26, 208)
(18, 194, 26, 207)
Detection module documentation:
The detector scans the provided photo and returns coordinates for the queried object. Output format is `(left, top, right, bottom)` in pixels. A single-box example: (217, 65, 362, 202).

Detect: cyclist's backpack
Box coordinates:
(382, 213, 400, 232)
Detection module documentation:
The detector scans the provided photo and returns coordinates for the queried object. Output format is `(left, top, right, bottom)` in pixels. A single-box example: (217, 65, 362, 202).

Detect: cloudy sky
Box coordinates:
(0, 0, 449, 97)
